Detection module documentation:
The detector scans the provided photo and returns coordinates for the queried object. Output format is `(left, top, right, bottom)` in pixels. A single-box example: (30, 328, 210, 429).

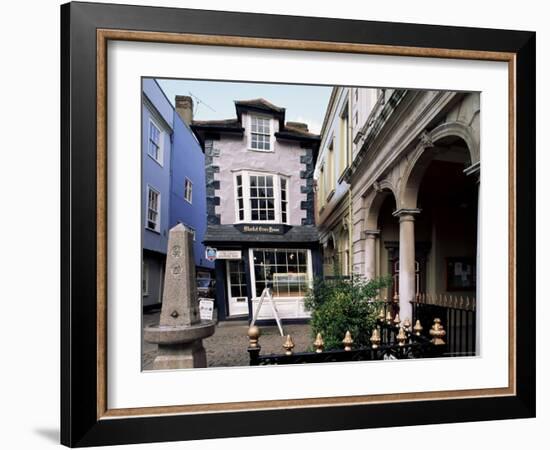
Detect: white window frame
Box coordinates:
(248, 114, 274, 152)
(248, 248, 313, 300)
(146, 185, 161, 232)
(184, 177, 193, 204)
(233, 171, 289, 224)
(188, 226, 196, 241)
(147, 118, 164, 166)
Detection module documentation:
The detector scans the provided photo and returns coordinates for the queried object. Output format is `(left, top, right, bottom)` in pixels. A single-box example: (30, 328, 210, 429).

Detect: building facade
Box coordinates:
(171, 95, 214, 280)
(142, 80, 213, 308)
(315, 87, 480, 322)
(192, 99, 322, 322)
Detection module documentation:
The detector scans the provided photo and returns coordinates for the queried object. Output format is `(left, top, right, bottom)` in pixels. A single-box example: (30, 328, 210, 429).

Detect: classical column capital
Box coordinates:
(364, 229, 380, 238)
(392, 208, 421, 221)
(419, 130, 435, 148)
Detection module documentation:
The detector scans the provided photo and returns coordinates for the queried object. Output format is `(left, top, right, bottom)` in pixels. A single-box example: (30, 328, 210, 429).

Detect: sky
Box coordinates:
(155, 78, 333, 134)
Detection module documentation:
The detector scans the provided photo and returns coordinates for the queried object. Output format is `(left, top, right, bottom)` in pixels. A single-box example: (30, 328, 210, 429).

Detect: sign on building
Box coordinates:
(205, 247, 217, 261)
(234, 224, 290, 235)
(199, 298, 215, 321)
(205, 247, 242, 261)
(216, 250, 242, 260)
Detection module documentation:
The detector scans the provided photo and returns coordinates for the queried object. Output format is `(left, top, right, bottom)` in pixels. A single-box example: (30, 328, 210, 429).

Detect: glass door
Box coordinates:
(226, 260, 248, 316)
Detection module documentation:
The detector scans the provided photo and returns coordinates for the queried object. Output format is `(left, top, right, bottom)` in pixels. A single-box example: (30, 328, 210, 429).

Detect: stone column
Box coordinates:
(464, 161, 480, 353)
(364, 229, 380, 280)
(144, 223, 215, 369)
(393, 209, 420, 321)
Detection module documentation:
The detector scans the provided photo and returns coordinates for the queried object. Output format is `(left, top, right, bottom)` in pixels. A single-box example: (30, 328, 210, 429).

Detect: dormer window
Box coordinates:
(250, 116, 272, 151)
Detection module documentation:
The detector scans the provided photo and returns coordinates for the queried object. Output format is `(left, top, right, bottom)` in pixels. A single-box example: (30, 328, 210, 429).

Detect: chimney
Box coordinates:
(175, 95, 194, 125)
(286, 121, 309, 132)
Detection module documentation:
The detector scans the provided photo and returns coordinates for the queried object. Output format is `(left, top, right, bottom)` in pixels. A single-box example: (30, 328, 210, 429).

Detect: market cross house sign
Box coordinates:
(234, 224, 292, 234)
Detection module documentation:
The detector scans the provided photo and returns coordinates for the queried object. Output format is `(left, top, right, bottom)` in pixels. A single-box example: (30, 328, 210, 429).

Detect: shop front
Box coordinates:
(204, 225, 322, 323)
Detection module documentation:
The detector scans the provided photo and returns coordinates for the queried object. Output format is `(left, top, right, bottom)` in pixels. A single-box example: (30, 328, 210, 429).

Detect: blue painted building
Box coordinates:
(142, 79, 213, 308)
(170, 95, 213, 276)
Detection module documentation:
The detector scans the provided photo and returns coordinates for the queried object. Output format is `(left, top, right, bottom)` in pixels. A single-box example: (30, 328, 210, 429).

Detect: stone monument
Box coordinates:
(144, 223, 215, 369)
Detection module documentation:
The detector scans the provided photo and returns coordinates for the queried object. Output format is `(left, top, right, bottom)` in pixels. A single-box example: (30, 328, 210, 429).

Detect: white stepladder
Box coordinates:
(250, 286, 284, 336)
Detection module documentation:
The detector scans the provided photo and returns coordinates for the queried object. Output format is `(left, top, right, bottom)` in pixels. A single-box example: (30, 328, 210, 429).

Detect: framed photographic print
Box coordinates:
(61, 1, 536, 447)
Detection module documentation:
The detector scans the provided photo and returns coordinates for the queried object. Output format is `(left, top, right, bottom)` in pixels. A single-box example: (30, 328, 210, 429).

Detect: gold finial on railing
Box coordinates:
(393, 312, 401, 326)
(429, 318, 446, 346)
(342, 330, 354, 351)
(283, 334, 295, 355)
(378, 307, 385, 321)
(460, 296, 465, 308)
(413, 319, 423, 336)
(313, 333, 324, 353)
(392, 292, 399, 303)
(385, 310, 392, 324)
(403, 317, 411, 332)
(370, 328, 381, 349)
(247, 325, 261, 349)
(396, 327, 407, 346)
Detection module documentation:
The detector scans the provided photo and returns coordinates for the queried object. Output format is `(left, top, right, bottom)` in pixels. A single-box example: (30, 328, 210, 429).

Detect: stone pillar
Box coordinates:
(393, 209, 420, 321)
(364, 229, 380, 280)
(144, 223, 215, 369)
(464, 161, 480, 353)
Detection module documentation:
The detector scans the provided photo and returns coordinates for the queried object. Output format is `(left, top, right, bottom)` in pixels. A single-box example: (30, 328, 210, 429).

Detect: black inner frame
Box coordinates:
(61, 2, 536, 447)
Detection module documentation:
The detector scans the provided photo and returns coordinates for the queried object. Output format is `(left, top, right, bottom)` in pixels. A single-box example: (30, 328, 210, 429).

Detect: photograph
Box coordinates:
(141, 78, 480, 370)
(56, 1, 537, 446)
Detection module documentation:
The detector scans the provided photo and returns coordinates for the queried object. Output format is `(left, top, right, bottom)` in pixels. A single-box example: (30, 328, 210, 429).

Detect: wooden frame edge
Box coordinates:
(97, 28, 108, 419)
(95, 28, 517, 420)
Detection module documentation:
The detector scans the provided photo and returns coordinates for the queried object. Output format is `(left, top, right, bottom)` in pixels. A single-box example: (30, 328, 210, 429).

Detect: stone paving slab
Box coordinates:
(142, 311, 312, 369)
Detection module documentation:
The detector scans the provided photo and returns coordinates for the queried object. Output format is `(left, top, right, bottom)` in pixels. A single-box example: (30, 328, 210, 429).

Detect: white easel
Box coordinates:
(250, 287, 284, 336)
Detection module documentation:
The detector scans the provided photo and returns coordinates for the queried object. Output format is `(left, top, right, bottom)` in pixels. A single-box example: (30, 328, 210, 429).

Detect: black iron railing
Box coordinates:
(411, 294, 476, 357)
(247, 313, 446, 366)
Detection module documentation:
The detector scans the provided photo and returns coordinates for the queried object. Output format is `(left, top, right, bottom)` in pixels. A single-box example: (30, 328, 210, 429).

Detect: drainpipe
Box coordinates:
(348, 88, 354, 275)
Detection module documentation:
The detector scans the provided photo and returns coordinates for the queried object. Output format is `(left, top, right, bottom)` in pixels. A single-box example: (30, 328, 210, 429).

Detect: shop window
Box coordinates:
(251, 248, 311, 298)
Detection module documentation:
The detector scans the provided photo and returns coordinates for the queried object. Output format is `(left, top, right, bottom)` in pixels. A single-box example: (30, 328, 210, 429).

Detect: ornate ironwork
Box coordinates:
(248, 317, 446, 366)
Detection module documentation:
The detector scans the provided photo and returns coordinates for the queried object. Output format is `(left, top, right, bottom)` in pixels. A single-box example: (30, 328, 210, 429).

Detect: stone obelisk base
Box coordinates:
(153, 341, 207, 370)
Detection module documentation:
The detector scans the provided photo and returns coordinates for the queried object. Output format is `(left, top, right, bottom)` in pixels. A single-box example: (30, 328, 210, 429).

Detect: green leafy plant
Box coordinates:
(304, 272, 392, 350)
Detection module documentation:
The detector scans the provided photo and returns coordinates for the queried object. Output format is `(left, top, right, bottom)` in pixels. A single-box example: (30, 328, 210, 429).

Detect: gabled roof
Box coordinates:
(276, 124, 320, 142)
(190, 98, 320, 159)
(191, 118, 244, 133)
(234, 98, 285, 113)
(235, 98, 286, 128)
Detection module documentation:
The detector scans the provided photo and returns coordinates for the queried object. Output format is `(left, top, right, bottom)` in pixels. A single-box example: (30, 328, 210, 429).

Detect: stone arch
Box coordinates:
(399, 122, 478, 210)
(364, 180, 398, 231)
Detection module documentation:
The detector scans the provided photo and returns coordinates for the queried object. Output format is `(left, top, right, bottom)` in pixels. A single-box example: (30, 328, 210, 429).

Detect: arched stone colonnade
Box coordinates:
(359, 121, 480, 321)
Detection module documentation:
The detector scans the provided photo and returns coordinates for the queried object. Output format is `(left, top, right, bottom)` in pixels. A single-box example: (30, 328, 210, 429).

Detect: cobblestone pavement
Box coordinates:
(142, 310, 313, 369)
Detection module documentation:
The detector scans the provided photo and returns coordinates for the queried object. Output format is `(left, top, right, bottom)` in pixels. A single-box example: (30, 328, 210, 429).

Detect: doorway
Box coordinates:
(226, 260, 248, 317)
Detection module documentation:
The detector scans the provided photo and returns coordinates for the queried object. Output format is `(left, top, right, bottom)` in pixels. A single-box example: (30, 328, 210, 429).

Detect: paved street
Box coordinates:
(142, 310, 312, 369)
